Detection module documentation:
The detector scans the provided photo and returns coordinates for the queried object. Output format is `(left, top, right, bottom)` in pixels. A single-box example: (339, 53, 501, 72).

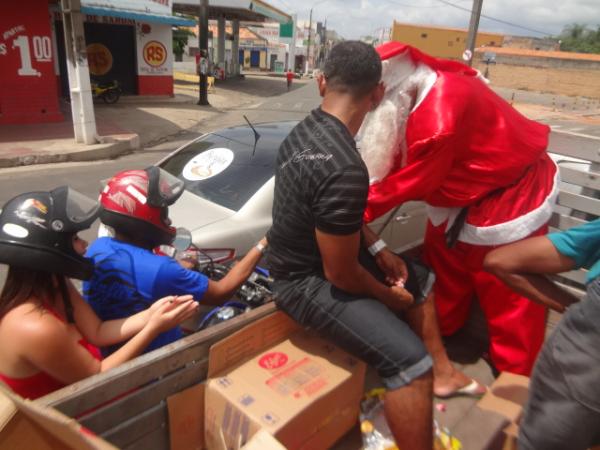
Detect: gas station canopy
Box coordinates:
(173, 0, 291, 23)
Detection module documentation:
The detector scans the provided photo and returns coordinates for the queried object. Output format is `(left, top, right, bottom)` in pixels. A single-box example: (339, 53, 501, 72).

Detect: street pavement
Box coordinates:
(0, 78, 319, 286)
(0, 78, 597, 208)
(0, 77, 317, 206)
(0, 77, 599, 448)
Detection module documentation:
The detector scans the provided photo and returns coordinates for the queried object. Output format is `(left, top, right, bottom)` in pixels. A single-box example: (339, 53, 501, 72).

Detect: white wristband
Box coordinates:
(368, 239, 387, 256)
(255, 242, 266, 254)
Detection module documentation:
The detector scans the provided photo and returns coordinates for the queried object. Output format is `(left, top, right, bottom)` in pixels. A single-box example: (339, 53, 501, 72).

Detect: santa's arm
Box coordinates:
(364, 135, 455, 222)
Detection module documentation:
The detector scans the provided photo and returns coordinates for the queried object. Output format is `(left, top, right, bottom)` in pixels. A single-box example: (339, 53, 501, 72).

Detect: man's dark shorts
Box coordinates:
(272, 251, 434, 390)
(518, 279, 600, 450)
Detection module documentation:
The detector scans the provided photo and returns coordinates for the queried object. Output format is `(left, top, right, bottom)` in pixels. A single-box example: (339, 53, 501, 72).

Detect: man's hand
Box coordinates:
(385, 285, 414, 311)
(375, 249, 408, 286)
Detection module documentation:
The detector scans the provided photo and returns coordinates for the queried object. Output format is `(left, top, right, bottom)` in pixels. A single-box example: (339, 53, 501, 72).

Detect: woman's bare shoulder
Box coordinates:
(1, 301, 66, 342)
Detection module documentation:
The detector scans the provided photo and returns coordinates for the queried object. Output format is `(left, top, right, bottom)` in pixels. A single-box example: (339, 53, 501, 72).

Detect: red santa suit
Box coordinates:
(358, 42, 558, 375)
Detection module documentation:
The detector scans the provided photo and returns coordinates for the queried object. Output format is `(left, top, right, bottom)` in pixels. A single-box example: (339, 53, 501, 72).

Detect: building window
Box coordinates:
(456, 37, 460, 41)
(421, 33, 428, 38)
(490, 41, 496, 46)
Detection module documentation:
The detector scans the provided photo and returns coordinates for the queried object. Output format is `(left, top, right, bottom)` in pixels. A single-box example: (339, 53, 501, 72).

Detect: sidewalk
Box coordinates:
(0, 76, 598, 169)
(0, 74, 309, 168)
(0, 104, 140, 168)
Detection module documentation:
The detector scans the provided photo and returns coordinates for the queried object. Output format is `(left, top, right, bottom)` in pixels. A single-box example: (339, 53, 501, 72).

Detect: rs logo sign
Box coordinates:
(143, 40, 167, 67)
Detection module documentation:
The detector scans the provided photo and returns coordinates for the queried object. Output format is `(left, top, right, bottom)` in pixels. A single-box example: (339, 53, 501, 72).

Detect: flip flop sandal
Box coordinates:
(435, 379, 488, 399)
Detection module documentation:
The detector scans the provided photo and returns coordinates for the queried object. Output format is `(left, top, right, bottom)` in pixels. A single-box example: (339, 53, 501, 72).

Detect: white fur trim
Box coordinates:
(426, 205, 462, 229)
(357, 50, 437, 183)
(456, 160, 559, 245)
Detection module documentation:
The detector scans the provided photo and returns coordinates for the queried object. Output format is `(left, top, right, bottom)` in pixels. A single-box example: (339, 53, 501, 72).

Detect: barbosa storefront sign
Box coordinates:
(82, 0, 172, 16)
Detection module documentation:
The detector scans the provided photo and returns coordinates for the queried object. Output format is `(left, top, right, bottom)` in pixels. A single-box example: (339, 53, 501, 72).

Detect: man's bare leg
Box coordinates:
(384, 370, 433, 450)
(405, 293, 486, 397)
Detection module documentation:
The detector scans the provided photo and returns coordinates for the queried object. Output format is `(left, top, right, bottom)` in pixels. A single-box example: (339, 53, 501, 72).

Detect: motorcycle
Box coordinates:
(91, 80, 121, 104)
(186, 249, 273, 331)
(161, 229, 274, 332)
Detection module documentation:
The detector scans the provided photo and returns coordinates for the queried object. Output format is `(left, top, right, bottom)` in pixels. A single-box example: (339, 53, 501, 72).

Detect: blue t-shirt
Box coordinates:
(83, 237, 209, 356)
(548, 218, 600, 284)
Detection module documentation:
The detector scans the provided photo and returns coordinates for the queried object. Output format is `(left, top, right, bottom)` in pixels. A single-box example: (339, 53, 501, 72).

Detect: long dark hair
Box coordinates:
(0, 266, 58, 318)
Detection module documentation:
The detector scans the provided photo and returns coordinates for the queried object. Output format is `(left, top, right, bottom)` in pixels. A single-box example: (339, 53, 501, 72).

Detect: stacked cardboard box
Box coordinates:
(167, 312, 366, 450)
(0, 384, 116, 450)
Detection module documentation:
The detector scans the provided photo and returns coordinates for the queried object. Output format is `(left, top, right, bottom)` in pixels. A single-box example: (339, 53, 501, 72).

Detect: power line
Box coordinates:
(387, 0, 442, 8)
(267, 0, 294, 15)
(275, 0, 294, 13)
(435, 0, 553, 36)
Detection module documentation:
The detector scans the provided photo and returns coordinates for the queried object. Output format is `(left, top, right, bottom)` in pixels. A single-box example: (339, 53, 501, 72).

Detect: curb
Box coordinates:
(0, 135, 139, 169)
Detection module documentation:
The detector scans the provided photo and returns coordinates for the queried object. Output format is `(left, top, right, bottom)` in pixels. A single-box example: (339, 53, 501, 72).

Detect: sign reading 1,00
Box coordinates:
(0, 35, 52, 77)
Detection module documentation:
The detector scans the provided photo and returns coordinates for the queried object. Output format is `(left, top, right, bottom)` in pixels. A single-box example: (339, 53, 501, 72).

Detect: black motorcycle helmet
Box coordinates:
(0, 186, 100, 280)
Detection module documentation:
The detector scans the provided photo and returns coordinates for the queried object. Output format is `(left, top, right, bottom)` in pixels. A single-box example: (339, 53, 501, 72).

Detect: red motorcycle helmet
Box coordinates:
(99, 167, 185, 248)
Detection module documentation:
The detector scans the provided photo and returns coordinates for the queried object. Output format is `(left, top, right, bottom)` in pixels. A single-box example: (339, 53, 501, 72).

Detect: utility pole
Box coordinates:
(464, 0, 483, 66)
(198, 0, 209, 105)
(287, 13, 297, 72)
(305, 8, 312, 75)
(61, 0, 97, 144)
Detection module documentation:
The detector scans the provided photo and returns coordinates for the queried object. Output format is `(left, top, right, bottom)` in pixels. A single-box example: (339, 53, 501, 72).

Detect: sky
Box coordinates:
(266, 0, 600, 40)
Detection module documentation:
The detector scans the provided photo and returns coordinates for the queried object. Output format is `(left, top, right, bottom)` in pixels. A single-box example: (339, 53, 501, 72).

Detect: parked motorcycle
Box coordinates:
(91, 80, 121, 104)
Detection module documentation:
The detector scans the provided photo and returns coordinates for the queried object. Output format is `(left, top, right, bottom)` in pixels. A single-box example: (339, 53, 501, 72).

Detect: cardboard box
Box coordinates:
(477, 372, 529, 424)
(477, 372, 530, 450)
(0, 384, 116, 450)
(241, 429, 287, 450)
(167, 382, 206, 450)
(205, 311, 366, 450)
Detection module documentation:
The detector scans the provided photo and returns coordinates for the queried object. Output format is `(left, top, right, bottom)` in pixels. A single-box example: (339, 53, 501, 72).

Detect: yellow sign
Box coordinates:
(86, 43, 113, 76)
(143, 40, 167, 67)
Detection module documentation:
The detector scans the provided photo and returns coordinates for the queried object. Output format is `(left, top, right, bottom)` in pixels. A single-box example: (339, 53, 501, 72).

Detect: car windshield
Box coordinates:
(159, 124, 291, 211)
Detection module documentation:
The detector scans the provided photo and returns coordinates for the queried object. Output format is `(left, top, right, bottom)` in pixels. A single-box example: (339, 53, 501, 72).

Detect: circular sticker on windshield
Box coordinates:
(182, 148, 234, 181)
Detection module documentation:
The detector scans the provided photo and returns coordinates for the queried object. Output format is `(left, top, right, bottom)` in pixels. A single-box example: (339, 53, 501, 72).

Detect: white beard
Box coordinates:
(357, 51, 436, 183)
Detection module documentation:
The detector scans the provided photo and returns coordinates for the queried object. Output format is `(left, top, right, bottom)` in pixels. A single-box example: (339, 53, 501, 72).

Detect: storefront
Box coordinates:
(0, 0, 193, 125)
(1, 0, 63, 124)
(54, 0, 194, 96)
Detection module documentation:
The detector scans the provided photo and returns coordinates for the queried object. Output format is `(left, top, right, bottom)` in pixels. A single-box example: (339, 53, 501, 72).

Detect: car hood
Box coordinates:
(168, 190, 235, 231)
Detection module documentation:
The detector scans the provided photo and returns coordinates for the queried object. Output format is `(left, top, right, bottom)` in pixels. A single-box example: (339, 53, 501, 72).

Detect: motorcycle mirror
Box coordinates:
(172, 227, 192, 251)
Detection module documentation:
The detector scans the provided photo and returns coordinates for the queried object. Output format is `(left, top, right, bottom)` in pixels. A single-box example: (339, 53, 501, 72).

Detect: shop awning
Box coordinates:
(173, 0, 291, 24)
(81, 6, 196, 26)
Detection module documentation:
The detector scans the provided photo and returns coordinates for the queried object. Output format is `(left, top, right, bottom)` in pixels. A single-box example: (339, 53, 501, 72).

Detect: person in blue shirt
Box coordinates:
(484, 218, 600, 450)
(84, 167, 267, 356)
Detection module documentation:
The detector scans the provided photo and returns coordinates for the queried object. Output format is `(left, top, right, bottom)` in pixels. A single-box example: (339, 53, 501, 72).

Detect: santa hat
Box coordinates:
(357, 42, 482, 183)
(377, 41, 478, 75)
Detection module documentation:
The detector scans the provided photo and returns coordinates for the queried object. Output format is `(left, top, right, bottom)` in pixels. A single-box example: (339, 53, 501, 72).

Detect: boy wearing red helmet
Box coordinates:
(84, 167, 267, 355)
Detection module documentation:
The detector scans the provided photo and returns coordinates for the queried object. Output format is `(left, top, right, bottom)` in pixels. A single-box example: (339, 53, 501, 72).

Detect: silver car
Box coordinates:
(158, 121, 428, 262)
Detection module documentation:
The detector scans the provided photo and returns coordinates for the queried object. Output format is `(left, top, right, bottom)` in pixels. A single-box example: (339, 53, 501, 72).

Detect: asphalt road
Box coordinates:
(0, 81, 598, 283)
(0, 81, 320, 206)
(0, 81, 321, 284)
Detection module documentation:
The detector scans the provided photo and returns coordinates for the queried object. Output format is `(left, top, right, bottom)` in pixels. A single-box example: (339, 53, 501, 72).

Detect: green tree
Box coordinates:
(173, 27, 196, 62)
(558, 23, 600, 54)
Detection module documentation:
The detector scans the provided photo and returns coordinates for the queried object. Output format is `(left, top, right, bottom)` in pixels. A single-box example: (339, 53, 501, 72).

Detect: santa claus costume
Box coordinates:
(358, 42, 558, 375)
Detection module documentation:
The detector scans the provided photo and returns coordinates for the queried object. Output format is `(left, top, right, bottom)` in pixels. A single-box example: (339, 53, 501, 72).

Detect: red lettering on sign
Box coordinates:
(143, 40, 167, 67)
(258, 352, 288, 370)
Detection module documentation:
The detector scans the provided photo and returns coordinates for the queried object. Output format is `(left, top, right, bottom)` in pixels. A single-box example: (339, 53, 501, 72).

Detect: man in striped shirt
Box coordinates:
(267, 41, 483, 449)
